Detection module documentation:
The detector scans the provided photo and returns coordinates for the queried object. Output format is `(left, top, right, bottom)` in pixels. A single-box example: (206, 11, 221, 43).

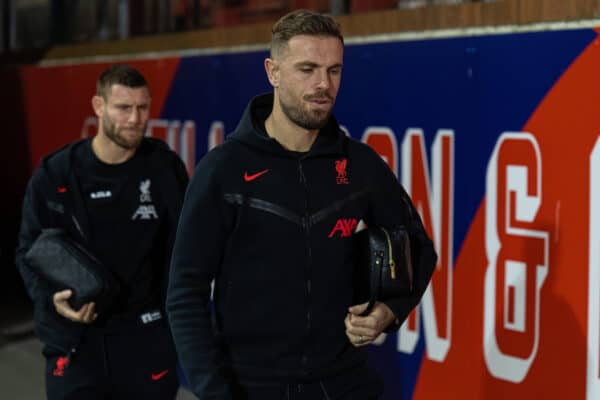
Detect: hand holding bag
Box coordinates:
(355, 226, 413, 316)
(24, 228, 119, 312)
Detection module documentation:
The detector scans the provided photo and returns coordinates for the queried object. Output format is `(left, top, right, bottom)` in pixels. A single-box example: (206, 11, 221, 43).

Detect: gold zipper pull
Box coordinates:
(382, 228, 397, 279)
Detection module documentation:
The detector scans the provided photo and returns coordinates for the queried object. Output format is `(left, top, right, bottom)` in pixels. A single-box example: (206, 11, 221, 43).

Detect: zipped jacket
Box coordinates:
(15, 138, 188, 354)
(167, 94, 437, 399)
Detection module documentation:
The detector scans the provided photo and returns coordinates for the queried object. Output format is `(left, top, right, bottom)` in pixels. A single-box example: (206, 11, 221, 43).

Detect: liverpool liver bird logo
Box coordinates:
(335, 159, 349, 184)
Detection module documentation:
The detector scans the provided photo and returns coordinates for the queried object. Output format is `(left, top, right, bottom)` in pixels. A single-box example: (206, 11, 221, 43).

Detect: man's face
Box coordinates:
(95, 84, 151, 149)
(272, 35, 343, 130)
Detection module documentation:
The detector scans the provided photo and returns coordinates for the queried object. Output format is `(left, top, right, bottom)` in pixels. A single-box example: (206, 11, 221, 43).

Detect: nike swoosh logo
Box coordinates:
(244, 169, 269, 182)
(151, 370, 169, 381)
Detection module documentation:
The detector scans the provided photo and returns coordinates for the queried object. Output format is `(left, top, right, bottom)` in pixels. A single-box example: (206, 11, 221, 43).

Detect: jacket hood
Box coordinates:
(227, 93, 346, 157)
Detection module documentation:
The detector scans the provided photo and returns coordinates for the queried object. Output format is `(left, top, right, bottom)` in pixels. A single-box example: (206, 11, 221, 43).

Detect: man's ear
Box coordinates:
(264, 58, 280, 88)
(91, 95, 104, 118)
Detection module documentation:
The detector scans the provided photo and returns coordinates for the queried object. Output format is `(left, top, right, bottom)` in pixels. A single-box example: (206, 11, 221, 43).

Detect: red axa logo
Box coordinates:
(53, 356, 69, 377)
(328, 218, 358, 238)
(335, 159, 349, 184)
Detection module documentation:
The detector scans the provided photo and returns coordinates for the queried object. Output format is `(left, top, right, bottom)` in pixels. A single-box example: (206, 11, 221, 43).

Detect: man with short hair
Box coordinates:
(16, 64, 187, 399)
(167, 10, 437, 400)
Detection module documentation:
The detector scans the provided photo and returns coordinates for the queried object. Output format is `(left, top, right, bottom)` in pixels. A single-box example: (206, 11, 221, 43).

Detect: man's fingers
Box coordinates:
(345, 313, 377, 338)
(74, 303, 97, 324)
(76, 302, 90, 314)
(53, 290, 76, 319)
(53, 289, 72, 302)
(348, 302, 386, 329)
(55, 301, 79, 321)
(347, 325, 376, 338)
(345, 314, 373, 346)
(348, 313, 376, 329)
(81, 302, 97, 323)
(346, 302, 396, 347)
(348, 302, 369, 316)
(53, 293, 96, 324)
(345, 330, 372, 347)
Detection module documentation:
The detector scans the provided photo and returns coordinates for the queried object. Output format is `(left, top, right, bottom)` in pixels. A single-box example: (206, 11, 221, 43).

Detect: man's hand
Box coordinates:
(344, 301, 397, 347)
(53, 289, 97, 324)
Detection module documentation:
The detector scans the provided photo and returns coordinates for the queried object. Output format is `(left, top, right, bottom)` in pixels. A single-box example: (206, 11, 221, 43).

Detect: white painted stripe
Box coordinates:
(39, 18, 600, 67)
(587, 136, 600, 400)
(345, 18, 600, 45)
(39, 43, 270, 67)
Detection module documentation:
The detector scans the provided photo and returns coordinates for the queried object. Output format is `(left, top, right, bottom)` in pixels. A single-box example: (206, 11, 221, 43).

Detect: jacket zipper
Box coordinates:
(381, 228, 396, 279)
(71, 214, 86, 241)
(298, 160, 312, 367)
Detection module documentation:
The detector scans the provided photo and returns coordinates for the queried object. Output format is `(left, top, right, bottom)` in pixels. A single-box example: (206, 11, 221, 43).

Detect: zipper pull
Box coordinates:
(67, 346, 76, 363)
(298, 162, 306, 184)
(71, 215, 85, 240)
(381, 228, 396, 279)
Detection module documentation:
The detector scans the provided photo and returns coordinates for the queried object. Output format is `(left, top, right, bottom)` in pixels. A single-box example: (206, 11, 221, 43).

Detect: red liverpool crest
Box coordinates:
(335, 159, 349, 184)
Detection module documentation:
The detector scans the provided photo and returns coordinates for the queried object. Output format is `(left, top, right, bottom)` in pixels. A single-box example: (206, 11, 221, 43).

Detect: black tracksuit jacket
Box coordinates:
(167, 94, 437, 399)
(15, 138, 188, 355)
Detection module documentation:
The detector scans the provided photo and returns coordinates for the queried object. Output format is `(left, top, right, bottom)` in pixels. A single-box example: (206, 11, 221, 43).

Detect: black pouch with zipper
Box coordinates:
(354, 226, 413, 316)
(24, 228, 120, 313)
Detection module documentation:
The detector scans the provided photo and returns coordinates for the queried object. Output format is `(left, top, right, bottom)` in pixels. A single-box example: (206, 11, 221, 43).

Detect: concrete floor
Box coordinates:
(0, 333, 45, 398)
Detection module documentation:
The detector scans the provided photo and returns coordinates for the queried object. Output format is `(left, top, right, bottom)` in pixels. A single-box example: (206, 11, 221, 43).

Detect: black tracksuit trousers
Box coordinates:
(44, 317, 178, 400)
(231, 363, 383, 400)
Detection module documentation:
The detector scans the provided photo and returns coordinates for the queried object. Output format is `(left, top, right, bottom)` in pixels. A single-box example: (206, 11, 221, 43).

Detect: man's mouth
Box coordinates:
(122, 127, 143, 134)
(306, 95, 333, 108)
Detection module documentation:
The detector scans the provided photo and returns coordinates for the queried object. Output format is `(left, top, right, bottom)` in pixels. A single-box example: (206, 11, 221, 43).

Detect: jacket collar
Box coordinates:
(228, 93, 346, 158)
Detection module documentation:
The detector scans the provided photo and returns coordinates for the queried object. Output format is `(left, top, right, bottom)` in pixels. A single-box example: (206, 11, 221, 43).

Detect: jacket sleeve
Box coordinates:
(173, 154, 191, 193)
(364, 152, 438, 328)
(166, 154, 233, 400)
(15, 170, 51, 304)
(14, 163, 86, 353)
(161, 154, 190, 304)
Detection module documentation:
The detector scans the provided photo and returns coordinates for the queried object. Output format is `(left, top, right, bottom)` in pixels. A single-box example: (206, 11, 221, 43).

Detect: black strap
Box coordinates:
(360, 251, 382, 317)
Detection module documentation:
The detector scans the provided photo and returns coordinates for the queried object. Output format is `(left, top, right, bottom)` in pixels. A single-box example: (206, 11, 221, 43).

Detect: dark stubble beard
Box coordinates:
(102, 114, 144, 150)
(279, 91, 334, 130)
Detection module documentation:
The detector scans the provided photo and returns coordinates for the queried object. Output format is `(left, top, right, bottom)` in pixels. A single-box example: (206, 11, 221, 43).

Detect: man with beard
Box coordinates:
(167, 10, 436, 400)
(16, 64, 188, 399)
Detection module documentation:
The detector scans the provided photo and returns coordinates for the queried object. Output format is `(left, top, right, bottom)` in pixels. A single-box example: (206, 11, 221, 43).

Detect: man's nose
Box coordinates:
(315, 70, 331, 90)
(128, 108, 140, 124)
